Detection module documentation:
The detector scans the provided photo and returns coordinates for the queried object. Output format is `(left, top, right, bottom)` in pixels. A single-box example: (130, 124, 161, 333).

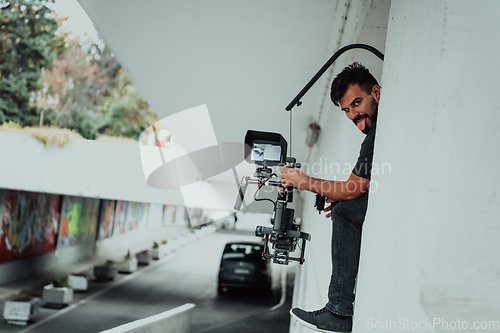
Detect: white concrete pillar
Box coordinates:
(355, 1, 500, 332)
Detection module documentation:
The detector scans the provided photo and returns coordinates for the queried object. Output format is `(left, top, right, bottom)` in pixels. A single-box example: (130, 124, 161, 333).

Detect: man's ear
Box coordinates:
(371, 85, 381, 102)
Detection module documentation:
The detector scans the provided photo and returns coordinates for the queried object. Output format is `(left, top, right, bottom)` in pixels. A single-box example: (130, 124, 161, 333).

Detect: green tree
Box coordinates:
(35, 39, 157, 140)
(86, 44, 157, 140)
(0, 0, 57, 125)
(101, 68, 157, 140)
(35, 41, 156, 140)
(47, 43, 106, 139)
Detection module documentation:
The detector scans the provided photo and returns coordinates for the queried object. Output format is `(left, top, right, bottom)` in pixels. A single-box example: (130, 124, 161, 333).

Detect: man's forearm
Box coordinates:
(300, 176, 368, 201)
(280, 167, 369, 200)
(299, 177, 344, 200)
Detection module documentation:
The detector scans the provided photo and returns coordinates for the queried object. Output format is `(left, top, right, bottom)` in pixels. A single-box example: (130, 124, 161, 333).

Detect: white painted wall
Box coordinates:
(353, 1, 500, 332)
(0, 131, 183, 205)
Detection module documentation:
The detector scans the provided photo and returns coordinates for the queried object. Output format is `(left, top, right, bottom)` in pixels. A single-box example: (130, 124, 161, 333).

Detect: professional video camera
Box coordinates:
(234, 130, 311, 265)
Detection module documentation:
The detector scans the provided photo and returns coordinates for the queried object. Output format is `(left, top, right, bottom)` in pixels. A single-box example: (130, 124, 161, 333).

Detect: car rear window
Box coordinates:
(222, 244, 263, 262)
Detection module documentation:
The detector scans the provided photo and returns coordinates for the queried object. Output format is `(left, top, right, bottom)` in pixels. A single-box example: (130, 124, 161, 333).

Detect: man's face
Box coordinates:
(339, 84, 380, 134)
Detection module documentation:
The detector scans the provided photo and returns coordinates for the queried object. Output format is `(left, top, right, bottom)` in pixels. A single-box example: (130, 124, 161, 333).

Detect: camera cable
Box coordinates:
(253, 173, 278, 207)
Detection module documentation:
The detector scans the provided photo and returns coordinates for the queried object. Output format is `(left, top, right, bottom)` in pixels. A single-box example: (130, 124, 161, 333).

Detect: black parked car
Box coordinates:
(217, 241, 271, 294)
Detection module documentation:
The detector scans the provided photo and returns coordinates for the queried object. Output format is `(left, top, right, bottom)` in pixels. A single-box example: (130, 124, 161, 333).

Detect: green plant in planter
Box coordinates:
(161, 240, 168, 245)
(51, 274, 71, 288)
(153, 241, 159, 249)
(105, 260, 115, 266)
(125, 250, 131, 260)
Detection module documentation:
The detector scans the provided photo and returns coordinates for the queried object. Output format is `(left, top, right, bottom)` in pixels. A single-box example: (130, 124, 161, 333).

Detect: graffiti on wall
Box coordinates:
(99, 200, 115, 239)
(59, 196, 99, 246)
(81, 198, 99, 241)
(113, 201, 128, 236)
(0, 190, 61, 263)
(0, 188, 192, 266)
(126, 202, 140, 231)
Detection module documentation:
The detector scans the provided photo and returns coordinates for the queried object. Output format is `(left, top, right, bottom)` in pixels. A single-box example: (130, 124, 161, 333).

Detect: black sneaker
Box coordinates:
(290, 307, 352, 333)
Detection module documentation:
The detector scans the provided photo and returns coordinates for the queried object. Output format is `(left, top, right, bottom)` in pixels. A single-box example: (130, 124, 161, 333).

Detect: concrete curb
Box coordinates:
(99, 303, 195, 333)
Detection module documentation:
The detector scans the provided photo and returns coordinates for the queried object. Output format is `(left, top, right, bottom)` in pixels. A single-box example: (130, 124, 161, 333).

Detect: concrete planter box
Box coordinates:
(116, 258, 138, 274)
(136, 251, 151, 265)
(42, 285, 73, 308)
(94, 264, 118, 281)
(151, 247, 160, 260)
(68, 274, 88, 292)
(151, 244, 169, 260)
(3, 297, 41, 325)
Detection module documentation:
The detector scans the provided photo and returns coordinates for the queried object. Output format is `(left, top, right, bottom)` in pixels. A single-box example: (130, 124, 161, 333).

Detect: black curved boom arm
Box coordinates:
(285, 43, 384, 111)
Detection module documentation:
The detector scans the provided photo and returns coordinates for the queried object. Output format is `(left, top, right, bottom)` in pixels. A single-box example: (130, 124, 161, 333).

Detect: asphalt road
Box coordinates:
(1, 228, 295, 333)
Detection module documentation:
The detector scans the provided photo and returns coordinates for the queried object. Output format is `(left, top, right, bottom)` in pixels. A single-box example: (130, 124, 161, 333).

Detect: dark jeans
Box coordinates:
(325, 195, 368, 316)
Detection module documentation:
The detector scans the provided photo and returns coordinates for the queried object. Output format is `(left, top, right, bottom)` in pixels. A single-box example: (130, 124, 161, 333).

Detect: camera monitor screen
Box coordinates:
(251, 143, 281, 162)
(244, 130, 287, 166)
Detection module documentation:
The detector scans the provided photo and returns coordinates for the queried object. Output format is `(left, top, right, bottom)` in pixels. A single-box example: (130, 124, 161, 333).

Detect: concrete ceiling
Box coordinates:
(77, 0, 341, 165)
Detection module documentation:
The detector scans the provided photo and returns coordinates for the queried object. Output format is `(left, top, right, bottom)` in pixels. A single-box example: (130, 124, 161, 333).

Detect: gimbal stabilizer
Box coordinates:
(234, 155, 311, 265)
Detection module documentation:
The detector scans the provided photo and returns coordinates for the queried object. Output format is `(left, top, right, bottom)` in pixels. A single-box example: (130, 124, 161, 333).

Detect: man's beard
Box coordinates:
(355, 99, 378, 134)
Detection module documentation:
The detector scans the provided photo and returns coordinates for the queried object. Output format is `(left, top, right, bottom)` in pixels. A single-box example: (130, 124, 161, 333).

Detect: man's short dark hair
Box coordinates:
(330, 62, 379, 106)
